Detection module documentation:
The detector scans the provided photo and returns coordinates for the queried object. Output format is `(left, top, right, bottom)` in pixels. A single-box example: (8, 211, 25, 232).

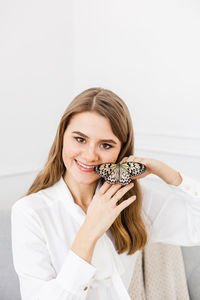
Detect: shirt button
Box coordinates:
(83, 286, 88, 291)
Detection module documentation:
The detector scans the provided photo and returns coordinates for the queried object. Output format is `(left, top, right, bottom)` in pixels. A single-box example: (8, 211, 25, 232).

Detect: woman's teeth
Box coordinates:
(76, 160, 95, 169)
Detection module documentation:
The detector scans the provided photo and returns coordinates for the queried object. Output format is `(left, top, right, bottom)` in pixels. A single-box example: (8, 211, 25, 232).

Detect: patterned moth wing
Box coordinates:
(94, 163, 120, 184)
(119, 162, 146, 186)
(94, 161, 146, 186)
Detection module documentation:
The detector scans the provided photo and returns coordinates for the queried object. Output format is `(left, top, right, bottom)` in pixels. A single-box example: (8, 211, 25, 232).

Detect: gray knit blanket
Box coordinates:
(128, 243, 190, 300)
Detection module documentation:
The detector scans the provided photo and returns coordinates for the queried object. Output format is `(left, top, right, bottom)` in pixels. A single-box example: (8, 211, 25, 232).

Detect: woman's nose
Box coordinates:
(84, 145, 99, 161)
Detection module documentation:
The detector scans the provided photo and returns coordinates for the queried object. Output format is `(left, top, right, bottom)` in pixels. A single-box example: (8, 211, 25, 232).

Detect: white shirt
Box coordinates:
(11, 173, 200, 300)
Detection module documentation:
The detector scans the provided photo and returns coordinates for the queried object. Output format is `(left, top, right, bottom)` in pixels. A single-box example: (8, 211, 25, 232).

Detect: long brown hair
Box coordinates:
(24, 87, 148, 254)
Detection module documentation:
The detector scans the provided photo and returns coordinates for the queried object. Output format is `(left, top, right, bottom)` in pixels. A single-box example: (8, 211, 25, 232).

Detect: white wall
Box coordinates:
(0, 0, 74, 177)
(0, 0, 200, 209)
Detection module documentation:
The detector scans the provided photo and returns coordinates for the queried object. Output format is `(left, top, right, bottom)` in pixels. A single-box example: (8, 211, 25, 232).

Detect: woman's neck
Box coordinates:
(63, 172, 98, 211)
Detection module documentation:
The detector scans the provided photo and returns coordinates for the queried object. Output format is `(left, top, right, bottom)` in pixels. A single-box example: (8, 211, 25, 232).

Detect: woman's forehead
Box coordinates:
(67, 112, 112, 131)
(65, 112, 121, 143)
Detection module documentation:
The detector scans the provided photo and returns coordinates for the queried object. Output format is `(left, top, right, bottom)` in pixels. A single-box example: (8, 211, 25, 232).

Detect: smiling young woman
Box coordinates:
(11, 87, 200, 300)
(22, 87, 147, 255)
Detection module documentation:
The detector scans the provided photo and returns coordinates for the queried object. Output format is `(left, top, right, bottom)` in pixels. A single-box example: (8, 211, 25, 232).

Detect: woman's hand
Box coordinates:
(84, 181, 136, 240)
(120, 155, 182, 185)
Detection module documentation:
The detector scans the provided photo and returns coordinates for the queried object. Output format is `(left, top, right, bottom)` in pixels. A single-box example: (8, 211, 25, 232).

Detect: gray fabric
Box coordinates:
(128, 243, 190, 300)
(1, 208, 200, 300)
(0, 210, 21, 300)
(182, 246, 200, 300)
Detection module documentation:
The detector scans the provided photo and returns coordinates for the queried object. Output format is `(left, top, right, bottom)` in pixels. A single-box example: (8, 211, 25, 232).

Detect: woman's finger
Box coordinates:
(104, 182, 123, 199)
(110, 182, 134, 205)
(98, 181, 121, 195)
(117, 195, 137, 212)
(98, 181, 112, 194)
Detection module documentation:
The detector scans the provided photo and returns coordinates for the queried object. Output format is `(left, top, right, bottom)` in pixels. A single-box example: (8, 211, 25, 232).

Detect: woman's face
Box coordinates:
(62, 111, 122, 185)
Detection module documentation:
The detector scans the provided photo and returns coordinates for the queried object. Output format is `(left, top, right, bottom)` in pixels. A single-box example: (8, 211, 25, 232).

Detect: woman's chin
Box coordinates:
(70, 171, 99, 185)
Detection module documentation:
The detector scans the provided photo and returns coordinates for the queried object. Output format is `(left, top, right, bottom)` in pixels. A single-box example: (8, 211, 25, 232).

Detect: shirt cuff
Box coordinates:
(56, 249, 96, 297)
(168, 172, 200, 198)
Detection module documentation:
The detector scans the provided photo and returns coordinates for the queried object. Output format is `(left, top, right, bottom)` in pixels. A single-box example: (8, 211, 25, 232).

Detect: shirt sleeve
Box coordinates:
(11, 204, 97, 300)
(141, 173, 200, 246)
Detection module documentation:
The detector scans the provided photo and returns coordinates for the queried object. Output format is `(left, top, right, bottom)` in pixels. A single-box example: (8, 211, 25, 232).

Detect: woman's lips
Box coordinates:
(75, 160, 95, 172)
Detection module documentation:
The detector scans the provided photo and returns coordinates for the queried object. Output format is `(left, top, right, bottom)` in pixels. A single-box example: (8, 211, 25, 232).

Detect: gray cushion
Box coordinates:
(182, 245, 200, 300)
(0, 210, 21, 300)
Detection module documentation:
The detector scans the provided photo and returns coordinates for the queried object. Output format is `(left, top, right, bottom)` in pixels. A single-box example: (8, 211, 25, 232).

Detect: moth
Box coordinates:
(94, 161, 146, 186)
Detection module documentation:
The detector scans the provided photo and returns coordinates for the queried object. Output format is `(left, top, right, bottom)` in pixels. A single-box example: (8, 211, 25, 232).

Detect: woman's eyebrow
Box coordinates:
(72, 131, 117, 144)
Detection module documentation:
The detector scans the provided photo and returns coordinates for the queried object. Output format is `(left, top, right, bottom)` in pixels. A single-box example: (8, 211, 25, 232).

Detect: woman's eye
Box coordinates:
(74, 137, 112, 149)
(102, 143, 112, 149)
(74, 137, 85, 143)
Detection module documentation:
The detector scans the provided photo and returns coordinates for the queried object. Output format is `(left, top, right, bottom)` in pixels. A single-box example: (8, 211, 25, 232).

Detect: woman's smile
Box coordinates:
(75, 159, 96, 172)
